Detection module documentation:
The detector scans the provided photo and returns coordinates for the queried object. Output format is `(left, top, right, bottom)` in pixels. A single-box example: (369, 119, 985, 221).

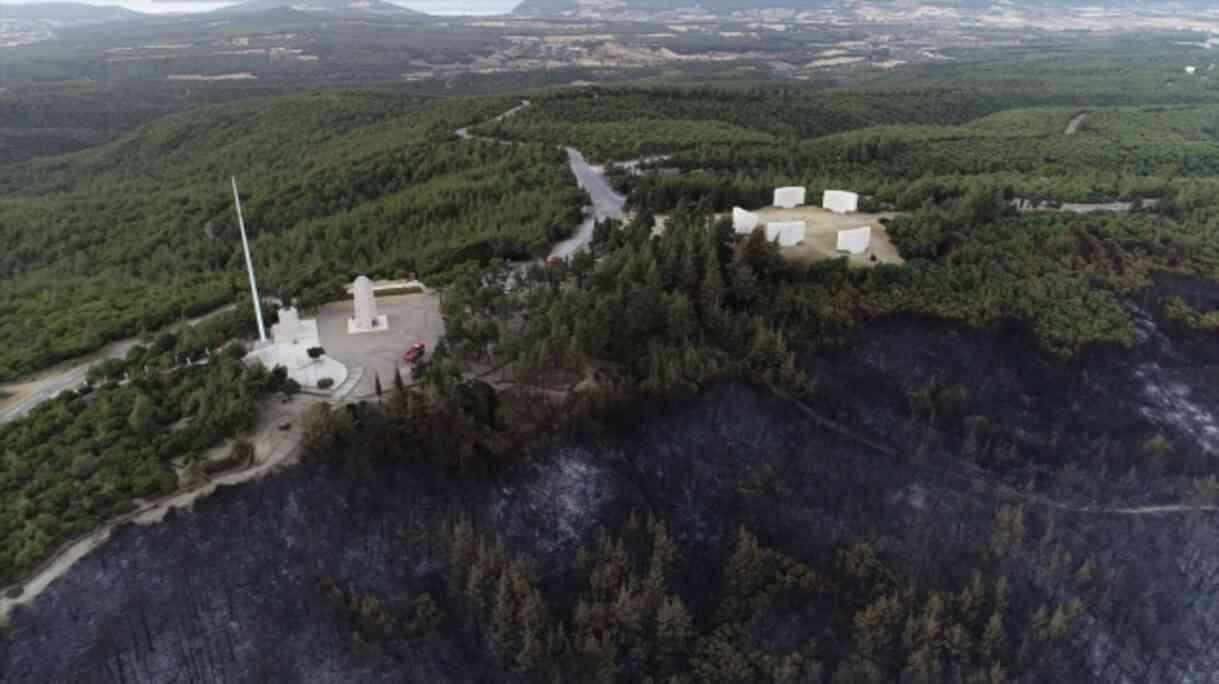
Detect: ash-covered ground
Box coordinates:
(2, 275, 1218, 683)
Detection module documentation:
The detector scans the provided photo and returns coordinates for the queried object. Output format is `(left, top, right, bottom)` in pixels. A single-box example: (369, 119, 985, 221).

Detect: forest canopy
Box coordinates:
(0, 92, 584, 382)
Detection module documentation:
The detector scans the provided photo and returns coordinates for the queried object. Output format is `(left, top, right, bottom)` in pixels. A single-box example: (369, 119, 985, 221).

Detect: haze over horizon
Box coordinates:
(0, 0, 522, 15)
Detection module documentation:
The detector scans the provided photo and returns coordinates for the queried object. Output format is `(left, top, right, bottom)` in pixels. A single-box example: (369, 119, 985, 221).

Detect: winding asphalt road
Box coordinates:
(456, 101, 627, 259)
(5, 102, 622, 424)
(550, 147, 627, 258)
(0, 306, 234, 425)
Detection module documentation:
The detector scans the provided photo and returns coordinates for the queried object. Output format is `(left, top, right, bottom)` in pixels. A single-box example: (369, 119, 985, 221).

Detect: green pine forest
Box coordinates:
(3, 34, 1219, 602)
(0, 92, 584, 382)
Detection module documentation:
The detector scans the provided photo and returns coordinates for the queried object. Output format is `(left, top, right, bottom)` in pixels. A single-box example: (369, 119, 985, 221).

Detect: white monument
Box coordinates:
(836, 226, 872, 254)
(271, 307, 304, 342)
(765, 221, 806, 247)
(348, 275, 389, 334)
(773, 186, 806, 209)
(732, 207, 760, 234)
(823, 190, 859, 215)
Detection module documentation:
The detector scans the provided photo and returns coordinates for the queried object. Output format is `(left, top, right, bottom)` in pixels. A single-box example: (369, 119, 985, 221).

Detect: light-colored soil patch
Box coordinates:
(315, 292, 445, 401)
(0, 393, 324, 623)
(809, 56, 865, 68)
(168, 73, 258, 81)
(650, 207, 903, 267)
(1066, 112, 1088, 135)
(754, 206, 905, 267)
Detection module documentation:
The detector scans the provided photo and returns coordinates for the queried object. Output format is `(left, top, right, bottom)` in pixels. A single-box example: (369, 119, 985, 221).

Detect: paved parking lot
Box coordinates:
(316, 292, 445, 400)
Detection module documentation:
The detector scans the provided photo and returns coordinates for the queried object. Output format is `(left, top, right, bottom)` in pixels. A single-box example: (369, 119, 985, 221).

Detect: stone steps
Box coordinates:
(332, 366, 364, 401)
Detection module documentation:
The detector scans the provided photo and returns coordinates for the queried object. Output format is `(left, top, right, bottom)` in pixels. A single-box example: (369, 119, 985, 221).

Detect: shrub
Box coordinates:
(307, 347, 326, 360)
(318, 377, 335, 389)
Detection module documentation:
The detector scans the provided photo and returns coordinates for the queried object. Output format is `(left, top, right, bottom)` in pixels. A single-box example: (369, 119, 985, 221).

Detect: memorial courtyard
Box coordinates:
(315, 291, 446, 400)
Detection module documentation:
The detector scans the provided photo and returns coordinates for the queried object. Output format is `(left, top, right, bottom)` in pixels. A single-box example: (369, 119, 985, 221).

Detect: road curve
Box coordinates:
(0, 305, 236, 425)
(456, 101, 627, 259)
(551, 147, 626, 259)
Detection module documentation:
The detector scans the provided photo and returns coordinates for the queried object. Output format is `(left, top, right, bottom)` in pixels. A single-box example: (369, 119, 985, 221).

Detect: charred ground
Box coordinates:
(2, 275, 1217, 683)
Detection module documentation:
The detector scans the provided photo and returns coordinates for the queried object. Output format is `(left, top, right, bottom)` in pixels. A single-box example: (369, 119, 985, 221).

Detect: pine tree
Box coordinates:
(1074, 557, 1097, 591)
(644, 521, 678, 601)
(920, 593, 946, 651)
(946, 623, 971, 665)
(1049, 602, 1076, 640)
(655, 595, 693, 674)
(448, 518, 477, 595)
(993, 576, 1010, 616)
(700, 246, 723, 313)
(959, 571, 985, 628)
(493, 572, 517, 661)
(981, 612, 1006, 663)
(516, 625, 544, 672)
(374, 372, 383, 399)
(853, 594, 901, 664)
(905, 644, 938, 683)
(1031, 605, 1050, 643)
(720, 527, 767, 622)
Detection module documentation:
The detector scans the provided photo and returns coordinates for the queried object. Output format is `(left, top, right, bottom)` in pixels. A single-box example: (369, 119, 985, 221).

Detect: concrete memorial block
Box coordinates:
(777, 221, 806, 247)
(773, 186, 806, 209)
(348, 275, 389, 334)
(765, 221, 806, 247)
(732, 207, 760, 234)
(271, 307, 304, 342)
(836, 226, 872, 254)
(823, 190, 859, 215)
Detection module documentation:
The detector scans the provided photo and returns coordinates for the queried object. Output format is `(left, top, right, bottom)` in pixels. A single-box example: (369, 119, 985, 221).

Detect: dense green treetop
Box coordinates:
(0, 92, 584, 382)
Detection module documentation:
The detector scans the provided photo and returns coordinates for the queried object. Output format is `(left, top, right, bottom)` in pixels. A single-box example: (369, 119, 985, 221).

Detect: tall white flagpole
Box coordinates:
(232, 177, 267, 343)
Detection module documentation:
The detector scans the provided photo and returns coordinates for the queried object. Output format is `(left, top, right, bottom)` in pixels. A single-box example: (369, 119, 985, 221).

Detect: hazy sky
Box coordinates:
(0, 0, 522, 15)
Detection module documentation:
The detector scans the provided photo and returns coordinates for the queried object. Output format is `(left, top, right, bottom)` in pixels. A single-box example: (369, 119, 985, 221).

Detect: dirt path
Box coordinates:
(0, 393, 323, 623)
(1066, 111, 1088, 135)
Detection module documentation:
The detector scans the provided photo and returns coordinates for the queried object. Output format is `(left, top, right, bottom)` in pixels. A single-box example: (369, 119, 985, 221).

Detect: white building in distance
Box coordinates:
(1186, 66, 1198, 75)
(773, 186, 806, 209)
(348, 275, 389, 334)
(766, 221, 807, 247)
(823, 190, 859, 215)
(836, 226, 872, 254)
(732, 207, 760, 234)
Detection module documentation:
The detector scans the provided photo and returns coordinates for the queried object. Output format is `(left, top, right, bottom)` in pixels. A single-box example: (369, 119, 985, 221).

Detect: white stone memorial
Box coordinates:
(732, 207, 760, 234)
(773, 186, 806, 209)
(836, 226, 872, 254)
(823, 190, 859, 215)
(271, 307, 304, 342)
(765, 221, 806, 247)
(348, 275, 389, 334)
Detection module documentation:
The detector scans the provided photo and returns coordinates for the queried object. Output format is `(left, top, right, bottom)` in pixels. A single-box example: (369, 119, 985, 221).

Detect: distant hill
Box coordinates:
(513, 0, 1217, 19)
(0, 2, 145, 23)
(218, 0, 421, 14)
